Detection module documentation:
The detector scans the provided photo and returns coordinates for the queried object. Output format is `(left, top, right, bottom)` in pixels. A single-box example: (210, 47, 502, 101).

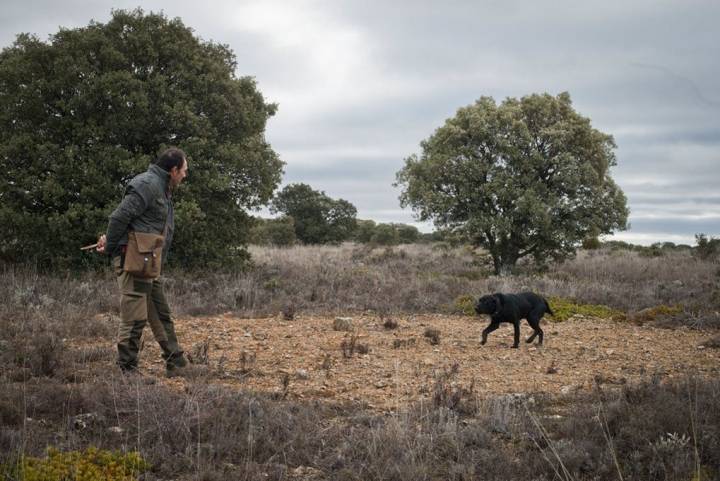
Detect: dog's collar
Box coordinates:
(492, 297, 502, 316)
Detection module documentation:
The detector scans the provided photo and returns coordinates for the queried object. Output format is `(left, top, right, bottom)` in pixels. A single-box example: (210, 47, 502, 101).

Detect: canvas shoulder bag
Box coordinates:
(123, 202, 169, 279)
(123, 231, 165, 278)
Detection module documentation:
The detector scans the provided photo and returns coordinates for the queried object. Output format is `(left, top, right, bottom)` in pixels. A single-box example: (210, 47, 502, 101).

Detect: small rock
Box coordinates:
(319, 387, 336, 397)
(606, 349, 615, 355)
(375, 381, 388, 389)
(333, 317, 354, 331)
(560, 385, 573, 395)
(296, 368, 309, 380)
(73, 413, 99, 430)
(497, 393, 535, 406)
(289, 466, 324, 480)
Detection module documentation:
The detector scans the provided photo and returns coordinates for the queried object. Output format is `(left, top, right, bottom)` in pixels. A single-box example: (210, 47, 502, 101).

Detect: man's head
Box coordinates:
(155, 147, 188, 189)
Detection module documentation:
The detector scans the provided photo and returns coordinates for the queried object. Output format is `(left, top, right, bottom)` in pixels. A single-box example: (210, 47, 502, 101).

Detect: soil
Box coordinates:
(132, 313, 719, 411)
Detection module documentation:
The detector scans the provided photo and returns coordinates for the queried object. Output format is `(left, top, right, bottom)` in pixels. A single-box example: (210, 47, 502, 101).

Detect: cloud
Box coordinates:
(1, 0, 719, 244)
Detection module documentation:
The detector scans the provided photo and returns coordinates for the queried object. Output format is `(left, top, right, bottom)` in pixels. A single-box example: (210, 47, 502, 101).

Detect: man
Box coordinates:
(96, 147, 189, 377)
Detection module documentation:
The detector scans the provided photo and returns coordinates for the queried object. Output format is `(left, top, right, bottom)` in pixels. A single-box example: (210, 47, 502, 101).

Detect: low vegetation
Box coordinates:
(546, 297, 626, 322)
(2, 448, 149, 481)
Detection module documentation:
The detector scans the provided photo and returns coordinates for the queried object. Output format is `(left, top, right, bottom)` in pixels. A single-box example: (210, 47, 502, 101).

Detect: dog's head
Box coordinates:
(474, 294, 503, 316)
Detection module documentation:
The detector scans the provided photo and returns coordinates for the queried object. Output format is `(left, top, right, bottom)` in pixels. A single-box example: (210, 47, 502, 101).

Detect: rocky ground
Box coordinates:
(104, 313, 720, 411)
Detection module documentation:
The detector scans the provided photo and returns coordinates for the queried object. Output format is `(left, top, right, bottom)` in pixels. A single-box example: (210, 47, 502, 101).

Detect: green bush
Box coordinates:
(453, 294, 476, 316)
(694, 233, 720, 260)
(249, 216, 297, 246)
(547, 296, 626, 321)
(370, 223, 400, 245)
(3, 447, 149, 481)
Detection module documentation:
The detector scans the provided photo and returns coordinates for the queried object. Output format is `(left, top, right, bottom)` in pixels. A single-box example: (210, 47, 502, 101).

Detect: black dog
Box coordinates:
(474, 292, 553, 348)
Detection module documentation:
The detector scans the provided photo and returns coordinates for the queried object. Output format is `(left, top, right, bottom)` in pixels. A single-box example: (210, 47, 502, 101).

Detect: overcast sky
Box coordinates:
(2, 0, 718, 245)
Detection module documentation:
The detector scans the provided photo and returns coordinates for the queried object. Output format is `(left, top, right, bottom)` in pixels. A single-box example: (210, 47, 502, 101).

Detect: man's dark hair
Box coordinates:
(155, 147, 186, 172)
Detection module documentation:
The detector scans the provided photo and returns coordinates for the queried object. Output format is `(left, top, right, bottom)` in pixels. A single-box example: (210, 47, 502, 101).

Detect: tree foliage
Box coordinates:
(694, 233, 719, 260)
(370, 223, 400, 245)
(353, 219, 377, 243)
(352, 220, 420, 245)
(396, 92, 628, 274)
(271, 183, 357, 244)
(0, 9, 283, 269)
(249, 216, 297, 247)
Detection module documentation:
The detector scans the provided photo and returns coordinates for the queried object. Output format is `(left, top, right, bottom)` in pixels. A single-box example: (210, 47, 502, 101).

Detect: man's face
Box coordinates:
(169, 158, 188, 189)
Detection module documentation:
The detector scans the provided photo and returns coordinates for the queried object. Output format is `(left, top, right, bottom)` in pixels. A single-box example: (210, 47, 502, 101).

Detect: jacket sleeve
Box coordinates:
(105, 185, 148, 256)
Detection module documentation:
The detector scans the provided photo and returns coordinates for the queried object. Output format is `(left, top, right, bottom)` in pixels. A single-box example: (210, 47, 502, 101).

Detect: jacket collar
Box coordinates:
(148, 164, 171, 191)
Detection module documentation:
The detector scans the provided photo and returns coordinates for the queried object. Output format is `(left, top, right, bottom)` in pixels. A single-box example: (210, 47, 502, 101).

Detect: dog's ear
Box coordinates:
(492, 293, 505, 314)
(493, 293, 505, 306)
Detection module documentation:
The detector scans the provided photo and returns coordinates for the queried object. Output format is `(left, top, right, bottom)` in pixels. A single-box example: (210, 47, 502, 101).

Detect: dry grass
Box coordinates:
(1, 244, 719, 480)
(2, 369, 719, 480)
(4, 244, 716, 329)
(162, 243, 720, 320)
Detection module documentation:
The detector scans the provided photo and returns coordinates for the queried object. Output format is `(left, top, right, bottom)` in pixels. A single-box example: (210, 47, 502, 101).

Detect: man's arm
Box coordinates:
(103, 187, 148, 256)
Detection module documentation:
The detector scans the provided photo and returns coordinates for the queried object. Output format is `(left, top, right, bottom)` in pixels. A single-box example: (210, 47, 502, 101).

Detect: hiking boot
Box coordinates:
(166, 364, 207, 379)
(119, 367, 156, 385)
(165, 364, 190, 378)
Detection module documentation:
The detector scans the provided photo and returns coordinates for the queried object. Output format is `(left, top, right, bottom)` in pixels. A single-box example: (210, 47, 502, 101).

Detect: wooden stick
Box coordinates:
(80, 243, 99, 251)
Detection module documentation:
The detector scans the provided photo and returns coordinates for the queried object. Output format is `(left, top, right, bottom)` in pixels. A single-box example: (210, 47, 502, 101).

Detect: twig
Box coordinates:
(596, 403, 624, 481)
(197, 401, 201, 481)
(687, 381, 702, 481)
(524, 402, 574, 481)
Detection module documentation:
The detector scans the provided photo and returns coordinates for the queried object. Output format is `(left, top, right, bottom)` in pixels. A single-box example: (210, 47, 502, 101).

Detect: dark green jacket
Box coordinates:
(105, 164, 175, 262)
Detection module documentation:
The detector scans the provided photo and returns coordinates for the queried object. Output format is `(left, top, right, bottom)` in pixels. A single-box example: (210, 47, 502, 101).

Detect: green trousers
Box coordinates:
(114, 257, 186, 371)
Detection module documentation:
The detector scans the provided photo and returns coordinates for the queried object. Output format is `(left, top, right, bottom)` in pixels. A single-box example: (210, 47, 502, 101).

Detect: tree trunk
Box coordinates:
(492, 253, 518, 276)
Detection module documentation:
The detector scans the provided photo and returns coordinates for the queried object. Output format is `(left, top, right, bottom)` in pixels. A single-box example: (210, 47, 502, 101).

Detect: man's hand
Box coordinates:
(96, 234, 107, 253)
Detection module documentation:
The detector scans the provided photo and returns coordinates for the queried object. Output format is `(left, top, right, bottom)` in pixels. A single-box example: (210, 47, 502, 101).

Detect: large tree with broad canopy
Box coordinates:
(396, 92, 628, 274)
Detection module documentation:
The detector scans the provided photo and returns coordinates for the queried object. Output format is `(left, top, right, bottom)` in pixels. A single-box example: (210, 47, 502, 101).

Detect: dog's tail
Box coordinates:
(544, 297, 554, 316)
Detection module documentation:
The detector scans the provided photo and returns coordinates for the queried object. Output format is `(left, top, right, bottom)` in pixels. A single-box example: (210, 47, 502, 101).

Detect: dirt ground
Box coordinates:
(130, 313, 720, 410)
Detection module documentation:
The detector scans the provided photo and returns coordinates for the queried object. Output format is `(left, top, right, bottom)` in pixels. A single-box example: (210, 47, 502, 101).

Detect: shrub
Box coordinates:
(382, 318, 398, 329)
(694, 233, 720, 260)
(453, 294, 476, 316)
(547, 297, 626, 321)
(2, 447, 149, 481)
(631, 304, 684, 324)
(249, 217, 297, 247)
(424, 328, 441, 345)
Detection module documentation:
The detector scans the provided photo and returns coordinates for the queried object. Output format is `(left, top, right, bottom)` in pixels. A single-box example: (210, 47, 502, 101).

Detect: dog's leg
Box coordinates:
(525, 316, 543, 345)
(526, 314, 544, 345)
(512, 320, 520, 348)
(481, 321, 500, 345)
